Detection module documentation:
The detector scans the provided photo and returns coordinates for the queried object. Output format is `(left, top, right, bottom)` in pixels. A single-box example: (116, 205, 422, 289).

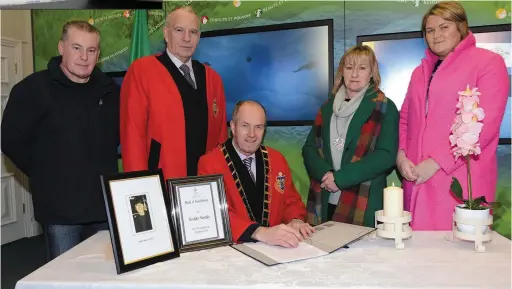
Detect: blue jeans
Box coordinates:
(44, 222, 109, 262)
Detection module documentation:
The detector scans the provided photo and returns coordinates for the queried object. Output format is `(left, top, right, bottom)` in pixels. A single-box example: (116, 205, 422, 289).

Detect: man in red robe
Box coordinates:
(198, 101, 314, 248)
(120, 6, 228, 179)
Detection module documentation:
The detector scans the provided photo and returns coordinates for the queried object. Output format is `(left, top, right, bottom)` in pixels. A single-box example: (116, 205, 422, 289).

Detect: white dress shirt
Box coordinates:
(232, 140, 257, 181)
(166, 48, 196, 84)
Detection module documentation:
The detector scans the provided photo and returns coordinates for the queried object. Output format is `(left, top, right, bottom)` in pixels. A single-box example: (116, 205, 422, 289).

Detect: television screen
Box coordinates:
(359, 25, 511, 140)
(193, 20, 333, 125)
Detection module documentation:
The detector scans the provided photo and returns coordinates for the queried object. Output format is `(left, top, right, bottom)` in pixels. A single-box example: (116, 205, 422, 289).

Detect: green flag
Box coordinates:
(129, 10, 151, 64)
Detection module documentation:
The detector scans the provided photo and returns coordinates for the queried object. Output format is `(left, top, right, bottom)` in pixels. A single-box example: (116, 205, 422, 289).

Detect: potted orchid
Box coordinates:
(449, 85, 499, 234)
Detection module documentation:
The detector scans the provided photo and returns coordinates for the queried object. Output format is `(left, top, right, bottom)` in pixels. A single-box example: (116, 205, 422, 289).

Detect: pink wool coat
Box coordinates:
(399, 32, 509, 230)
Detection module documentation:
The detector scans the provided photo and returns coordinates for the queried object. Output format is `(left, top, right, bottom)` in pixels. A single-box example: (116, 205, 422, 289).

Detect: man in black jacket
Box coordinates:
(1, 20, 120, 261)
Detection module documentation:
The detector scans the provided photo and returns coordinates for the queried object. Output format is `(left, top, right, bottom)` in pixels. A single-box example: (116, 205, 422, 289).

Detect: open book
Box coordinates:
(231, 221, 376, 266)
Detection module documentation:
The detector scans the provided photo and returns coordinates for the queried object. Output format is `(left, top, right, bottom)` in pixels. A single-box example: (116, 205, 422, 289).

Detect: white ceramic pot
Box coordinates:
(455, 204, 490, 234)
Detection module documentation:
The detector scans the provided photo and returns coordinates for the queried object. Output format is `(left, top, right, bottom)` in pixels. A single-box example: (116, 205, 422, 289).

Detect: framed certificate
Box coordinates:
(101, 169, 180, 274)
(167, 174, 232, 252)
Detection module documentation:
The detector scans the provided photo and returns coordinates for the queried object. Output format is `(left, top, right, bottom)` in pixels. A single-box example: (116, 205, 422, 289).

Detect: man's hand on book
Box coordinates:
(251, 224, 303, 248)
(288, 219, 315, 239)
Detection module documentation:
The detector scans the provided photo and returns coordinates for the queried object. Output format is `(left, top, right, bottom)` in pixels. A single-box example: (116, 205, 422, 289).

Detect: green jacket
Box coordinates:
(302, 87, 399, 227)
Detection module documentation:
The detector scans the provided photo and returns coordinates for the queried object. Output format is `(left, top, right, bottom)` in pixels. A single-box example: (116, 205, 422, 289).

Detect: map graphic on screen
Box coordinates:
(193, 24, 331, 124)
(362, 28, 511, 139)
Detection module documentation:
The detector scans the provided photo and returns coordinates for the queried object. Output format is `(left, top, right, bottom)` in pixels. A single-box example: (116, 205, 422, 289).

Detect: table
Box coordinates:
(15, 230, 511, 289)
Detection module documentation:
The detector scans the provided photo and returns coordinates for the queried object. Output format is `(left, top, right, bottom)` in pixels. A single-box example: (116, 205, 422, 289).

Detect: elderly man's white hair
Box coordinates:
(165, 6, 201, 27)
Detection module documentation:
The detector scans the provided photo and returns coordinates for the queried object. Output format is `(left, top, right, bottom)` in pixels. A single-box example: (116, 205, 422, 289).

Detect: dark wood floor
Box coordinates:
(1, 234, 46, 289)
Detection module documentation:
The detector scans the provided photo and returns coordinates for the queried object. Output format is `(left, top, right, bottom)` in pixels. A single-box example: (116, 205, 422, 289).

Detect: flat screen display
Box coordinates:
(193, 21, 333, 125)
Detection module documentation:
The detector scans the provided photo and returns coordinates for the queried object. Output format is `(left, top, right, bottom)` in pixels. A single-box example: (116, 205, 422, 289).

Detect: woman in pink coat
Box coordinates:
(397, 1, 509, 230)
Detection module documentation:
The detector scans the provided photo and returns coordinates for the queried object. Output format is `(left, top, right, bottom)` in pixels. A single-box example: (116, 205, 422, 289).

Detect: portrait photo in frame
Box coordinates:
(167, 174, 232, 253)
(101, 169, 180, 274)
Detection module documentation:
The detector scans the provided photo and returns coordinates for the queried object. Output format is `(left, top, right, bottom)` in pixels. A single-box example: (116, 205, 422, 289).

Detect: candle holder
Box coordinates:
(374, 210, 412, 249)
(444, 212, 493, 253)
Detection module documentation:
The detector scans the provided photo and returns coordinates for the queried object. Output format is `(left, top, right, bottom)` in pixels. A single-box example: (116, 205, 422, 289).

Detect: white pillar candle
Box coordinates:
(383, 182, 404, 232)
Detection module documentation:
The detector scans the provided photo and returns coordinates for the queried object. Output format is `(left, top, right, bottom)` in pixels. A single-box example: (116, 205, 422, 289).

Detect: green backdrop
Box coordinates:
(32, 1, 511, 238)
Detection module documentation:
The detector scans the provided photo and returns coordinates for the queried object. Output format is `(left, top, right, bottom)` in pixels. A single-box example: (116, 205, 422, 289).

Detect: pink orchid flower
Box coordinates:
(461, 96, 485, 120)
(450, 85, 484, 160)
(450, 85, 495, 210)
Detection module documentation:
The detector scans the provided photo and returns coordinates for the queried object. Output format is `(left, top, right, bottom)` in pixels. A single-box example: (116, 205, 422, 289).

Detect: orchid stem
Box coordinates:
(466, 155, 472, 209)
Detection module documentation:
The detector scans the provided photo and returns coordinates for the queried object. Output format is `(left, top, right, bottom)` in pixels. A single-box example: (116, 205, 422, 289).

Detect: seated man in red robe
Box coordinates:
(198, 100, 315, 248)
(120, 6, 228, 179)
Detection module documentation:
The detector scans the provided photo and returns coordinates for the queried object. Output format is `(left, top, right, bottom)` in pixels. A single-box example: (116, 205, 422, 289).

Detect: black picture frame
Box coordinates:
(167, 174, 233, 253)
(101, 169, 180, 274)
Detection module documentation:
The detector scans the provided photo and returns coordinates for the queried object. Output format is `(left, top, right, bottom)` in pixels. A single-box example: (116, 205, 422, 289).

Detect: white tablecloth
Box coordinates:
(15, 230, 511, 289)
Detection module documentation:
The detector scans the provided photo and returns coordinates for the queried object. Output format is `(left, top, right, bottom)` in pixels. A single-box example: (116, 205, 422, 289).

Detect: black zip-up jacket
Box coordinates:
(1, 56, 120, 225)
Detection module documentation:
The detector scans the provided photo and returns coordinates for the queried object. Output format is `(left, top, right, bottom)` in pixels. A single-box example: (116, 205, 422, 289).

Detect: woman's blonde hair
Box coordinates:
(331, 45, 381, 95)
(421, 1, 469, 39)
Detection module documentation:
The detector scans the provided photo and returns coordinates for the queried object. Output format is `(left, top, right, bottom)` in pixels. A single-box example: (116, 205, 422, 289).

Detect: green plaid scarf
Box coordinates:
(307, 90, 388, 225)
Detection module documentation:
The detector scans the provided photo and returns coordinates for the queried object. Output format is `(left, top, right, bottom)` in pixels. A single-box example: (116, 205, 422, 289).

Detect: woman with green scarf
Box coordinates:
(303, 45, 399, 227)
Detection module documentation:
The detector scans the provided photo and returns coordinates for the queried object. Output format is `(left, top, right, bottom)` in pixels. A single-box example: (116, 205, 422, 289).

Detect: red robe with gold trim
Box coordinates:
(120, 54, 228, 179)
(198, 142, 307, 243)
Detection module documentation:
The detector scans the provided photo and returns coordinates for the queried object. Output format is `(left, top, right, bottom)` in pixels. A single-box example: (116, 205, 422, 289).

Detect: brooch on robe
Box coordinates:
(275, 172, 285, 194)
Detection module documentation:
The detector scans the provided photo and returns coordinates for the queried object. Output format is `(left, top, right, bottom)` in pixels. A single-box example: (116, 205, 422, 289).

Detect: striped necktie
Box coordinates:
(180, 64, 196, 89)
(242, 157, 255, 182)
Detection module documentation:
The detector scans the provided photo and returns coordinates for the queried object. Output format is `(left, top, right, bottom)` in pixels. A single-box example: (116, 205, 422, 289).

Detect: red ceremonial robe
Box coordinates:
(198, 140, 307, 243)
(120, 53, 228, 179)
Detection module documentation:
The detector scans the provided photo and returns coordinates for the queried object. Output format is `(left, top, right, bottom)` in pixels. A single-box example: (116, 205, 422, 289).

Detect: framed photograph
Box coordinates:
(101, 169, 179, 274)
(167, 174, 232, 253)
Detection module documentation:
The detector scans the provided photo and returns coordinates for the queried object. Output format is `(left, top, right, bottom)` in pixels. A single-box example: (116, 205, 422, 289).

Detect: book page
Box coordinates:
(243, 242, 328, 264)
(310, 221, 376, 253)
